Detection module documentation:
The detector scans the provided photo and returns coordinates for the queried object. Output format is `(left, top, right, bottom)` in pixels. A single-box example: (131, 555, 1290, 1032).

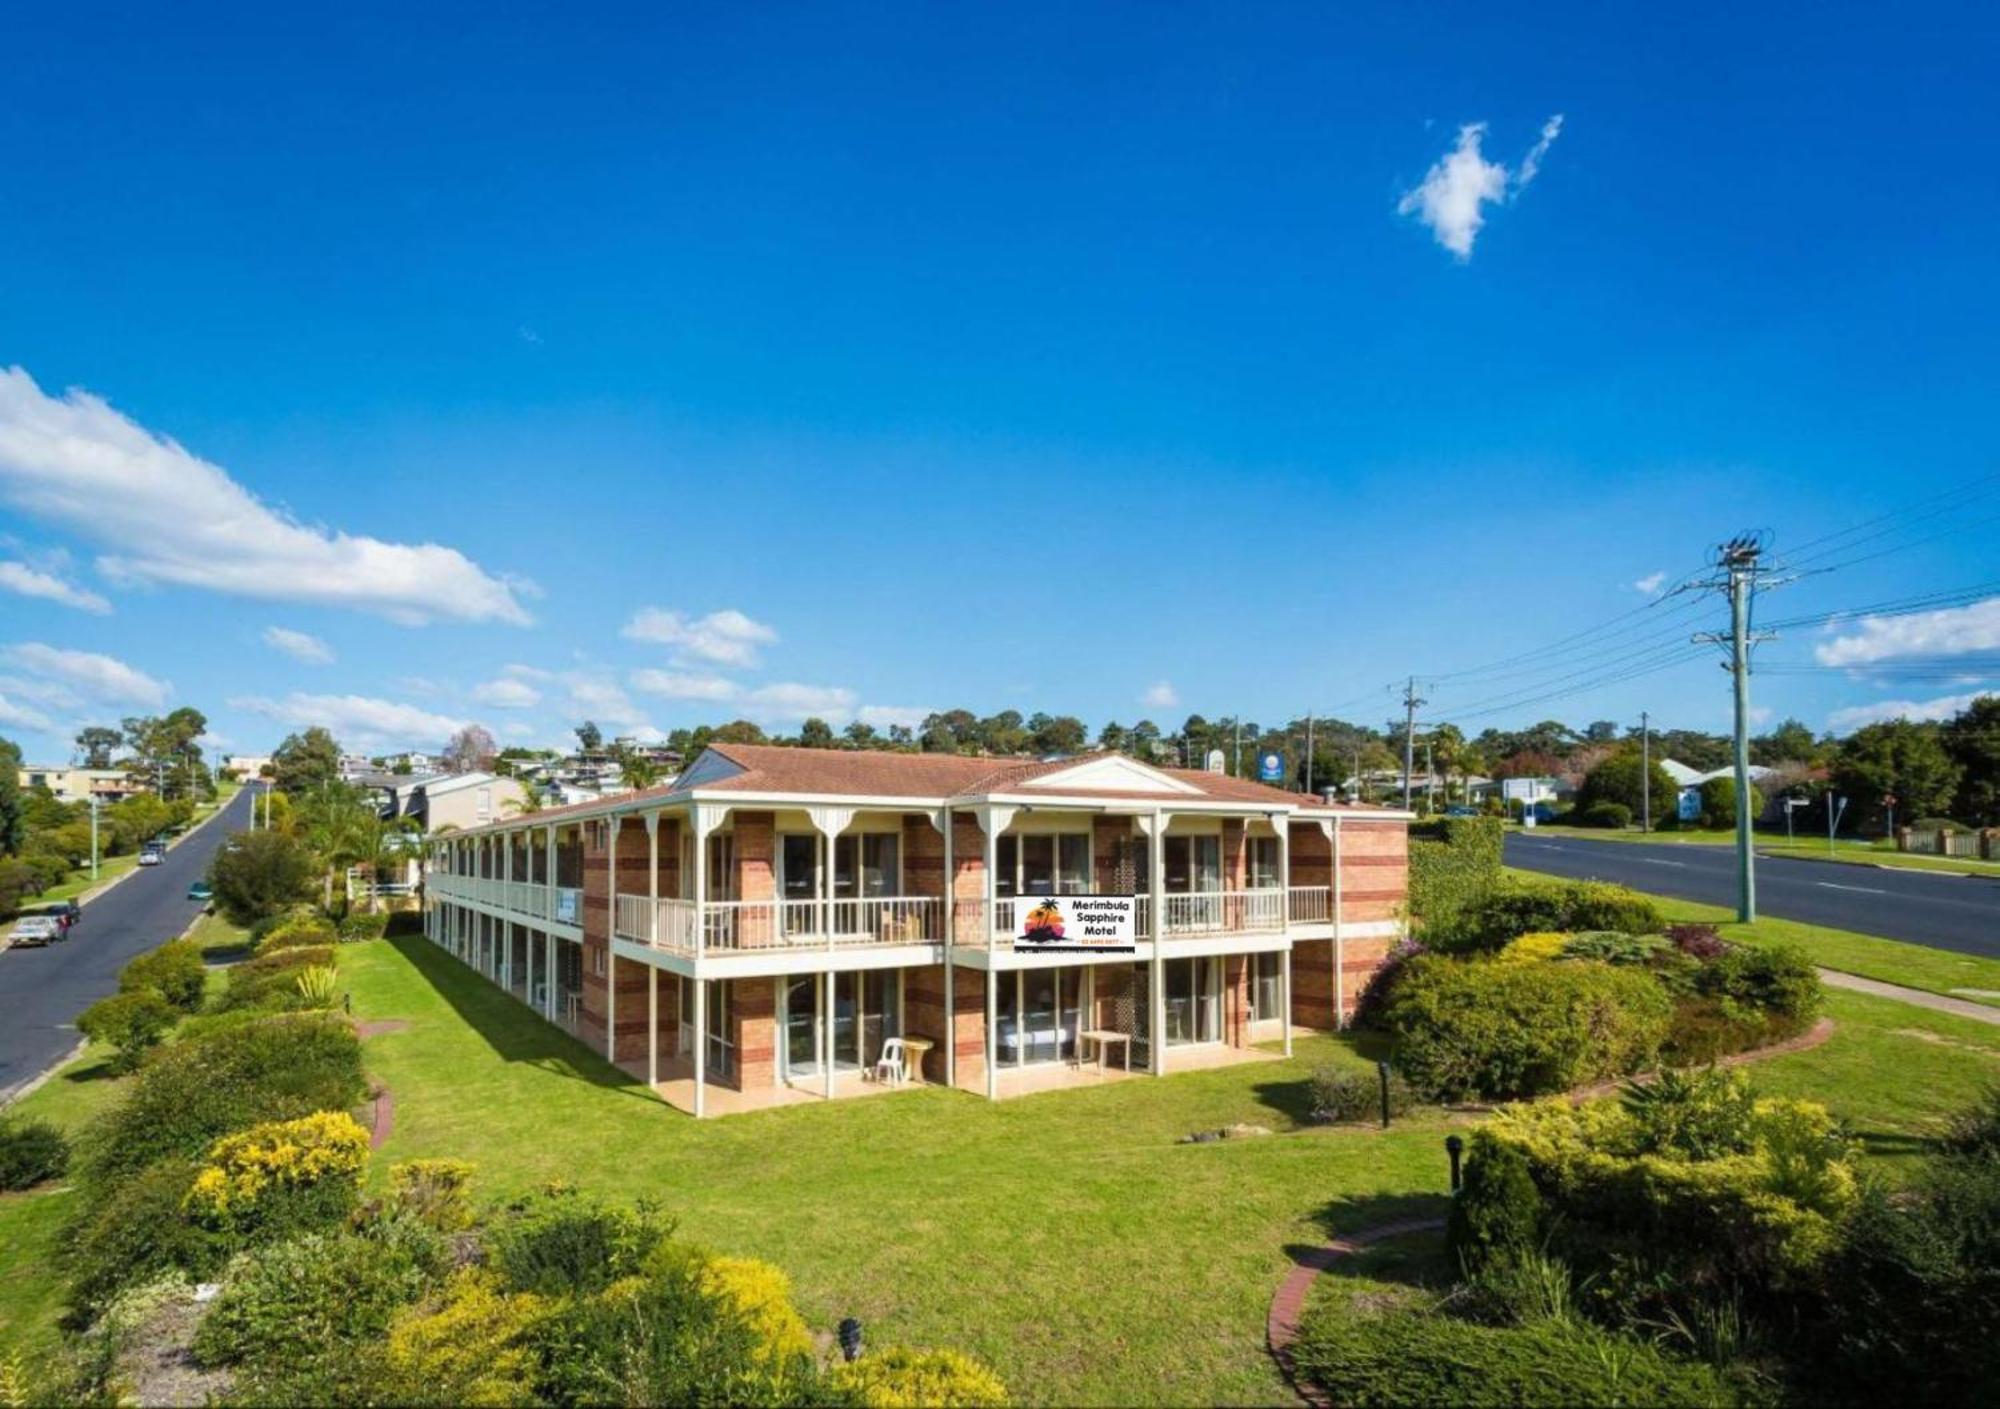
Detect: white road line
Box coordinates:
(1818, 882, 1890, 896)
(1638, 858, 1687, 868)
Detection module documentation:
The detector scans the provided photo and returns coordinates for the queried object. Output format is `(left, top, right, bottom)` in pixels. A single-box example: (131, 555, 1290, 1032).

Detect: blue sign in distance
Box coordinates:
(1258, 751, 1284, 783)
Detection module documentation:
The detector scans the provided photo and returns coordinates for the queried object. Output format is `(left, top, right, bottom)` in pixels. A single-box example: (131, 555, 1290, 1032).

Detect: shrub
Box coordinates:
(1382, 955, 1672, 1100)
(211, 945, 334, 1013)
(338, 910, 389, 942)
(1408, 816, 1504, 936)
(1578, 801, 1633, 829)
(1447, 1133, 1542, 1273)
(62, 1158, 230, 1314)
(1306, 1065, 1414, 1124)
(384, 910, 426, 939)
(1943, 1084, 2000, 1161)
(702, 1257, 814, 1365)
(193, 1231, 433, 1400)
(1449, 877, 1664, 953)
(1496, 932, 1570, 965)
(208, 830, 317, 925)
(75, 989, 177, 1073)
(1698, 776, 1764, 831)
(829, 1347, 1011, 1407)
(1666, 922, 1732, 960)
(75, 1013, 365, 1190)
(294, 965, 340, 1009)
(1694, 945, 1822, 1036)
(383, 1269, 546, 1407)
(1558, 930, 1667, 966)
(118, 938, 208, 1012)
(183, 1110, 370, 1236)
(1576, 751, 1678, 828)
(1351, 936, 1426, 1028)
(0, 1115, 69, 1190)
(389, 1158, 477, 1231)
(488, 1186, 674, 1297)
(1289, 1299, 1742, 1407)
(1620, 1068, 1757, 1160)
(254, 909, 339, 956)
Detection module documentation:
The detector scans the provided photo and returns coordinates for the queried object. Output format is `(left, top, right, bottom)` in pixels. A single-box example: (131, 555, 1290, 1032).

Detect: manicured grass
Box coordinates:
(1758, 842, 2000, 877)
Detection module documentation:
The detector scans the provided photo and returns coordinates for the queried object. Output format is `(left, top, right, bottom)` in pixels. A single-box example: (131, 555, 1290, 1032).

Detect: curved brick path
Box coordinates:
(1266, 1217, 1445, 1407)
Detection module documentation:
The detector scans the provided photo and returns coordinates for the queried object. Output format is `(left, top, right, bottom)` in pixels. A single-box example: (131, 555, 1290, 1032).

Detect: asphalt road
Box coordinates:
(1505, 831, 2000, 962)
(0, 784, 258, 1100)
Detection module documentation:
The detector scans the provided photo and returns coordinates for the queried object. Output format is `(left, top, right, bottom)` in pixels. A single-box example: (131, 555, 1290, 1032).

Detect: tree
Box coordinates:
(1697, 775, 1764, 831)
(443, 724, 499, 773)
(709, 720, 767, 745)
(121, 708, 211, 801)
(74, 726, 121, 769)
(208, 829, 317, 924)
(1751, 717, 1822, 767)
(0, 736, 23, 856)
(273, 727, 343, 796)
(575, 721, 603, 753)
(1943, 695, 2000, 827)
(797, 718, 837, 750)
(1027, 714, 1087, 757)
(977, 711, 1028, 755)
(1833, 719, 1963, 832)
(1576, 749, 1677, 827)
(842, 721, 881, 750)
(1582, 720, 1619, 743)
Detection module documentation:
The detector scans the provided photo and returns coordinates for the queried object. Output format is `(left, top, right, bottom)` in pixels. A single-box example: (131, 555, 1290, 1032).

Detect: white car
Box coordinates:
(7, 915, 63, 948)
(138, 846, 165, 867)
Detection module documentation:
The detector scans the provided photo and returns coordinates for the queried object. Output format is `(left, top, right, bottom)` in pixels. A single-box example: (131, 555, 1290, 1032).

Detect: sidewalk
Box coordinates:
(1819, 969, 2000, 1026)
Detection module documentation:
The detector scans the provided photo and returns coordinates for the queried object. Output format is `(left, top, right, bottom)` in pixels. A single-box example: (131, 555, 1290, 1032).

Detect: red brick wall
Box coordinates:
(733, 812, 776, 946)
(1288, 823, 1332, 888)
(1292, 939, 1337, 1028)
(1339, 938, 1393, 1016)
(1223, 953, 1251, 1047)
(733, 975, 775, 1092)
(949, 814, 987, 944)
(1338, 821, 1408, 926)
(902, 815, 944, 899)
(1092, 815, 1132, 890)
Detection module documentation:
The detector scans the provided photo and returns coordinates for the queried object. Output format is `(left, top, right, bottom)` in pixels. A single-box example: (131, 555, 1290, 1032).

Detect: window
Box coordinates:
(1249, 837, 1281, 889)
(590, 946, 606, 978)
(1252, 952, 1283, 1020)
(1005, 833, 1091, 896)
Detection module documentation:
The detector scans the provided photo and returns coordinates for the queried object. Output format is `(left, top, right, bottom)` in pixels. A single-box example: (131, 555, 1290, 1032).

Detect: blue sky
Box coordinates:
(2, 3, 1997, 763)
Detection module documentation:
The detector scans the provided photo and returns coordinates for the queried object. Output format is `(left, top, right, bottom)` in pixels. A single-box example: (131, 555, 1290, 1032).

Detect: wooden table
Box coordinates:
(896, 1036, 935, 1084)
(1079, 1028, 1132, 1073)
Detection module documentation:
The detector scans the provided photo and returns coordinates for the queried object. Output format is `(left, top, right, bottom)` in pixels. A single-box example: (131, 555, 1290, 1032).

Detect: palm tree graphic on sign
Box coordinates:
(1022, 898, 1066, 943)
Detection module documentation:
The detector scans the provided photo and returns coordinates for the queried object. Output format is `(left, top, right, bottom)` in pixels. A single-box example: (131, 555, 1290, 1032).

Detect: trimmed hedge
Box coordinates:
(76, 989, 178, 1073)
(212, 945, 336, 1013)
(1408, 817, 1504, 937)
(0, 1115, 69, 1191)
(1381, 955, 1671, 1100)
(119, 938, 208, 1013)
(1307, 1065, 1416, 1124)
(1577, 801, 1632, 829)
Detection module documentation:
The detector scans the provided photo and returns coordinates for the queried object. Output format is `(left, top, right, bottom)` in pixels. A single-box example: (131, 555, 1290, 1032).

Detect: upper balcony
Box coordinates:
(429, 873, 584, 928)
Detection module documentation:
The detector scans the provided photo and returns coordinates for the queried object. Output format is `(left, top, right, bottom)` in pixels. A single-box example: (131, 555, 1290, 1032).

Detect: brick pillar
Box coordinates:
(950, 965, 987, 1092)
(733, 976, 775, 1092)
(950, 814, 987, 944)
(734, 812, 776, 947)
(1223, 819, 1248, 930)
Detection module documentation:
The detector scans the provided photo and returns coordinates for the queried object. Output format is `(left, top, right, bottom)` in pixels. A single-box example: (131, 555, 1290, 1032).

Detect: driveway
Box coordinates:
(0, 784, 258, 1100)
(1504, 831, 2000, 962)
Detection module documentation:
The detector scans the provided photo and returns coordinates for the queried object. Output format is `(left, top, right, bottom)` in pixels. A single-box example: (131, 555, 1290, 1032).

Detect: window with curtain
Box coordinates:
(1249, 836, 1281, 889)
(1253, 951, 1282, 1019)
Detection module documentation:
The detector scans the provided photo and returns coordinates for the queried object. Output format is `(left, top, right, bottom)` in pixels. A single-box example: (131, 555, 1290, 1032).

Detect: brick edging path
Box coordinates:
(1267, 1217, 1445, 1407)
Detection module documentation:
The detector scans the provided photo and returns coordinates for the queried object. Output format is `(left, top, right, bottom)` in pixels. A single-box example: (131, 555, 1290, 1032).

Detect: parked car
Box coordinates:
(20, 902, 80, 935)
(187, 881, 213, 902)
(138, 842, 166, 866)
(7, 915, 64, 948)
(1443, 805, 1481, 818)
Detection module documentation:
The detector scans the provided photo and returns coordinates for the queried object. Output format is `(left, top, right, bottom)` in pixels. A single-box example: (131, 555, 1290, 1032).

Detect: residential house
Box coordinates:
(15, 764, 142, 805)
(424, 743, 1411, 1117)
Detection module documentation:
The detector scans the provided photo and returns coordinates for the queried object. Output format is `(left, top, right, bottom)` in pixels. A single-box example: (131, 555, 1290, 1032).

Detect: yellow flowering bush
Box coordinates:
(184, 1110, 369, 1225)
(828, 1347, 1010, 1408)
(700, 1256, 814, 1364)
(1496, 932, 1570, 965)
(389, 1158, 476, 1230)
(385, 1269, 546, 1407)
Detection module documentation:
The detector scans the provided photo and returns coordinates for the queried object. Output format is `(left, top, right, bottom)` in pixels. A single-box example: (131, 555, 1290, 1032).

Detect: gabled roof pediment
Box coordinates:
(1012, 754, 1206, 796)
(675, 748, 749, 789)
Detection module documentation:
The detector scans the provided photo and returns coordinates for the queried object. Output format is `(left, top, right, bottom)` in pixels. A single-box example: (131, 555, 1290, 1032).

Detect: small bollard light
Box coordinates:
(1377, 1060, 1392, 1129)
(1446, 1134, 1465, 1192)
(838, 1316, 863, 1363)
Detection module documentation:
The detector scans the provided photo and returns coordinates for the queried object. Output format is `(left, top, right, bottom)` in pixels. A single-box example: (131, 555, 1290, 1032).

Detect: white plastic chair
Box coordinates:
(873, 1038, 907, 1085)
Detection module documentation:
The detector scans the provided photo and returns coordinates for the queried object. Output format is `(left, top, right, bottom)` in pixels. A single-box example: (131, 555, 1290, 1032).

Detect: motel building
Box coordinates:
(423, 743, 1411, 1117)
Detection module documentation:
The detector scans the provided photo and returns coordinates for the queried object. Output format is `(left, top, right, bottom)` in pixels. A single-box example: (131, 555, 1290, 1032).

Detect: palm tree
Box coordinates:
(619, 753, 664, 790)
(504, 784, 546, 817)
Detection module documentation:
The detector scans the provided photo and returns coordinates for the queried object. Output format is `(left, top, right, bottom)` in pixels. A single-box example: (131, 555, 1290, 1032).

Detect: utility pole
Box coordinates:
(1695, 536, 1777, 923)
(1400, 676, 1426, 810)
(1424, 740, 1435, 811)
(89, 795, 100, 881)
(1639, 710, 1651, 834)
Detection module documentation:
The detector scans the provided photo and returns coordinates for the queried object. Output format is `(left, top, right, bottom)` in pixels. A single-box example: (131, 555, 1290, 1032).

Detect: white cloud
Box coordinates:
(742, 682, 857, 722)
(1828, 691, 1987, 731)
(856, 705, 933, 731)
(261, 625, 334, 665)
(0, 559, 110, 613)
(621, 607, 777, 666)
(472, 676, 541, 708)
(232, 692, 467, 750)
(1814, 597, 2000, 667)
(1632, 571, 1667, 595)
(3, 641, 169, 706)
(1398, 115, 1563, 260)
(1142, 680, 1180, 709)
(0, 366, 531, 626)
(0, 689, 52, 731)
(564, 675, 652, 732)
(630, 669, 742, 701)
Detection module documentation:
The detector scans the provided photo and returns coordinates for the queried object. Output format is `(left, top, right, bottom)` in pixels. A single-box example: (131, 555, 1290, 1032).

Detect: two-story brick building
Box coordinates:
(424, 743, 1410, 1116)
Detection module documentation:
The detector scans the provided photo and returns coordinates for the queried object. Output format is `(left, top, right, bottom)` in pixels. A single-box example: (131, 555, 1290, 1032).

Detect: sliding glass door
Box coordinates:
(993, 968, 1086, 1067)
(1163, 956, 1221, 1046)
(780, 970, 902, 1080)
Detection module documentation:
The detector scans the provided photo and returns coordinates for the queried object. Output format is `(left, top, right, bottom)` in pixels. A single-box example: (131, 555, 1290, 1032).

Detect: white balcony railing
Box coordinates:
(1288, 885, 1331, 924)
(974, 889, 1289, 947)
(614, 895, 943, 956)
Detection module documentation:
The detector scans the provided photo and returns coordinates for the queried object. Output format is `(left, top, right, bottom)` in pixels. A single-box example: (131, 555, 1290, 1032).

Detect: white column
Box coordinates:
(606, 820, 618, 1063)
(1281, 946, 1294, 1058)
(1332, 816, 1346, 1030)
(544, 931, 556, 1022)
(648, 964, 658, 1089)
(545, 825, 557, 922)
(984, 812, 1000, 1101)
(941, 808, 956, 1090)
(1149, 808, 1166, 1075)
(693, 973, 707, 1118)
(501, 833, 513, 993)
(824, 965, 836, 1100)
(985, 967, 998, 1101)
(646, 812, 660, 947)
